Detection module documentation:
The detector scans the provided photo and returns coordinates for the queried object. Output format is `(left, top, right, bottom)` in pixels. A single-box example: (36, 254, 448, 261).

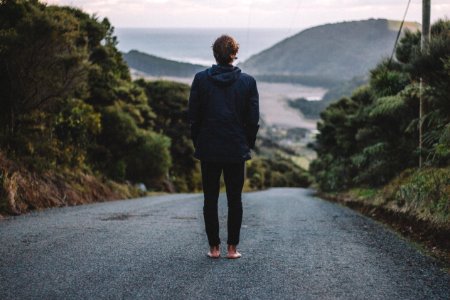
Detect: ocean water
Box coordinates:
(115, 28, 294, 66)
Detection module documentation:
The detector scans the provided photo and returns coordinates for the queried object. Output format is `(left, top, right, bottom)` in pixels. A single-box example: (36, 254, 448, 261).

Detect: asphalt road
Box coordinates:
(1, 188, 449, 299)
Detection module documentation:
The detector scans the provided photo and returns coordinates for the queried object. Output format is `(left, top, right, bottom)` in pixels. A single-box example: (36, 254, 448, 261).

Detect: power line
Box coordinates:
(389, 0, 412, 65)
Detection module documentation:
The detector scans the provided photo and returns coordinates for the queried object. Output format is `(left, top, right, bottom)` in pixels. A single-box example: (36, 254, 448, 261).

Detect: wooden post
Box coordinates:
(421, 0, 431, 51)
(419, 0, 431, 168)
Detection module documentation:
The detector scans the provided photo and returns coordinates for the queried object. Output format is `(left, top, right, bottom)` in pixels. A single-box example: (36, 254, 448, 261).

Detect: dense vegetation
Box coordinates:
(288, 76, 367, 119)
(123, 50, 206, 77)
(241, 19, 419, 83)
(134, 79, 201, 192)
(0, 0, 174, 189)
(0, 0, 310, 214)
(247, 150, 311, 190)
(311, 20, 450, 225)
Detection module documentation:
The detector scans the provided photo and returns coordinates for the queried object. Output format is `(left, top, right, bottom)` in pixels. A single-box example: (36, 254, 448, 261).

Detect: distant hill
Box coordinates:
(240, 19, 420, 82)
(123, 50, 207, 77)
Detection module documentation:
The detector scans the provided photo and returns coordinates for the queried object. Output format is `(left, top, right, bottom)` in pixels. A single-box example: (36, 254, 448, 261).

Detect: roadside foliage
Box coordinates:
(311, 20, 450, 225)
(0, 1, 309, 214)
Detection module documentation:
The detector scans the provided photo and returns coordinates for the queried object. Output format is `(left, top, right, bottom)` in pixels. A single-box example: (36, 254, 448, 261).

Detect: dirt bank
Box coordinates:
(0, 152, 143, 216)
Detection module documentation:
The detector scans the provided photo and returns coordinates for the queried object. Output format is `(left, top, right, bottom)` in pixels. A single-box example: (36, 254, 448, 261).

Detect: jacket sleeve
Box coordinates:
(188, 74, 201, 148)
(244, 77, 260, 149)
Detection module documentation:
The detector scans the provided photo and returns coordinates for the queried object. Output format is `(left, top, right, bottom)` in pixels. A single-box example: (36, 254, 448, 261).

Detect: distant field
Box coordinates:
(257, 82, 326, 129)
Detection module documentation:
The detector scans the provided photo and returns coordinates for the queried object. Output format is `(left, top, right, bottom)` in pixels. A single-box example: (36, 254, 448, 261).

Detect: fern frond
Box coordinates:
(369, 96, 405, 118)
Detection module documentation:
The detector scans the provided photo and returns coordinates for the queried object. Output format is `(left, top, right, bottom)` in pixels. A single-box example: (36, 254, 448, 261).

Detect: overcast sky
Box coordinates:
(45, 0, 449, 29)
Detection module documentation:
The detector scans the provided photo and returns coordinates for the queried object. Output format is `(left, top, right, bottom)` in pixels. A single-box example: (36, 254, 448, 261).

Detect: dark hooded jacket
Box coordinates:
(188, 64, 259, 162)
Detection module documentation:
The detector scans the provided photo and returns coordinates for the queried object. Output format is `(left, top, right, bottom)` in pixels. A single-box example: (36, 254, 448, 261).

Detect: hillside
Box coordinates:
(123, 50, 206, 77)
(240, 19, 420, 82)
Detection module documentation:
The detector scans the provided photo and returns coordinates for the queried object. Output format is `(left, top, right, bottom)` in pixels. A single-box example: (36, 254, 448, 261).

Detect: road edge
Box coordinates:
(317, 191, 450, 272)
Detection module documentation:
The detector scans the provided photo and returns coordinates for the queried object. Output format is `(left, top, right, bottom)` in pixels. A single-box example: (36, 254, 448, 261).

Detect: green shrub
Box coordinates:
(54, 99, 101, 167)
(247, 156, 311, 190)
(125, 131, 172, 186)
(136, 80, 200, 192)
(383, 167, 450, 224)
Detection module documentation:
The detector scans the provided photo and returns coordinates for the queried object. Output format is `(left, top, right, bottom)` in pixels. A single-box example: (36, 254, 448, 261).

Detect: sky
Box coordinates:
(45, 0, 449, 29)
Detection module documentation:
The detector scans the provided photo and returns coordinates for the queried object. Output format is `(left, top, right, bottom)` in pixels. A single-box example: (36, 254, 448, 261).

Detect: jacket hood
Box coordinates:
(207, 64, 241, 87)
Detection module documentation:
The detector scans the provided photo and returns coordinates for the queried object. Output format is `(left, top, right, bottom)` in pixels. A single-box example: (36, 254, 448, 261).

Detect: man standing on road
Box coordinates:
(188, 35, 260, 259)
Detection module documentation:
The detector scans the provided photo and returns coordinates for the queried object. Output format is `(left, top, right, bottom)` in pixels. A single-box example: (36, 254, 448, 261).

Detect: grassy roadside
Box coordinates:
(0, 152, 145, 217)
(317, 184, 450, 268)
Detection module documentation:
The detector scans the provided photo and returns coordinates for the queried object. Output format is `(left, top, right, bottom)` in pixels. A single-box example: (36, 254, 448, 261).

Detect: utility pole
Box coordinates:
(419, 0, 431, 168)
(421, 0, 431, 50)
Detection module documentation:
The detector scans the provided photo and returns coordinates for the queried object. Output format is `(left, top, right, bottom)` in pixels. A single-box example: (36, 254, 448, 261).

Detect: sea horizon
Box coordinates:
(115, 27, 299, 65)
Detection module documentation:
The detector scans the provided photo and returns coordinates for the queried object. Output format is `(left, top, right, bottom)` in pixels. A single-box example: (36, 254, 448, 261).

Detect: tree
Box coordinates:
(0, 0, 90, 139)
(136, 80, 200, 192)
(311, 19, 450, 191)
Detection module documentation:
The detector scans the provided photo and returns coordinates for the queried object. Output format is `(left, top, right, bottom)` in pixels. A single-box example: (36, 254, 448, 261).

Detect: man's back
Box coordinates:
(188, 64, 259, 162)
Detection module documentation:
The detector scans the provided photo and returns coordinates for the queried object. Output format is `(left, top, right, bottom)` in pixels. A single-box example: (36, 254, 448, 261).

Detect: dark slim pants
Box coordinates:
(200, 160, 245, 246)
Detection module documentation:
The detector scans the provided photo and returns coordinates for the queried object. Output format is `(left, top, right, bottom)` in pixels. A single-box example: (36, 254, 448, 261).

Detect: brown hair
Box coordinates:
(212, 35, 239, 65)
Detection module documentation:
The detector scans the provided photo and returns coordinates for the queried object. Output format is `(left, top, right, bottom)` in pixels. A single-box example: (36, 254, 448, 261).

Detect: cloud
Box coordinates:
(44, 0, 449, 28)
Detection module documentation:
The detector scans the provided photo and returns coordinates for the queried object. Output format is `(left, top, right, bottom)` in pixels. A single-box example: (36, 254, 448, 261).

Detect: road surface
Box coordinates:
(0, 188, 449, 299)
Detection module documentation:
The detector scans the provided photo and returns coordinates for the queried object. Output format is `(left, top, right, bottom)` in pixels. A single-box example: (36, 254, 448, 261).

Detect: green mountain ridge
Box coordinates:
(123, 50, 207, 77)
(239, 19, 420, 81)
